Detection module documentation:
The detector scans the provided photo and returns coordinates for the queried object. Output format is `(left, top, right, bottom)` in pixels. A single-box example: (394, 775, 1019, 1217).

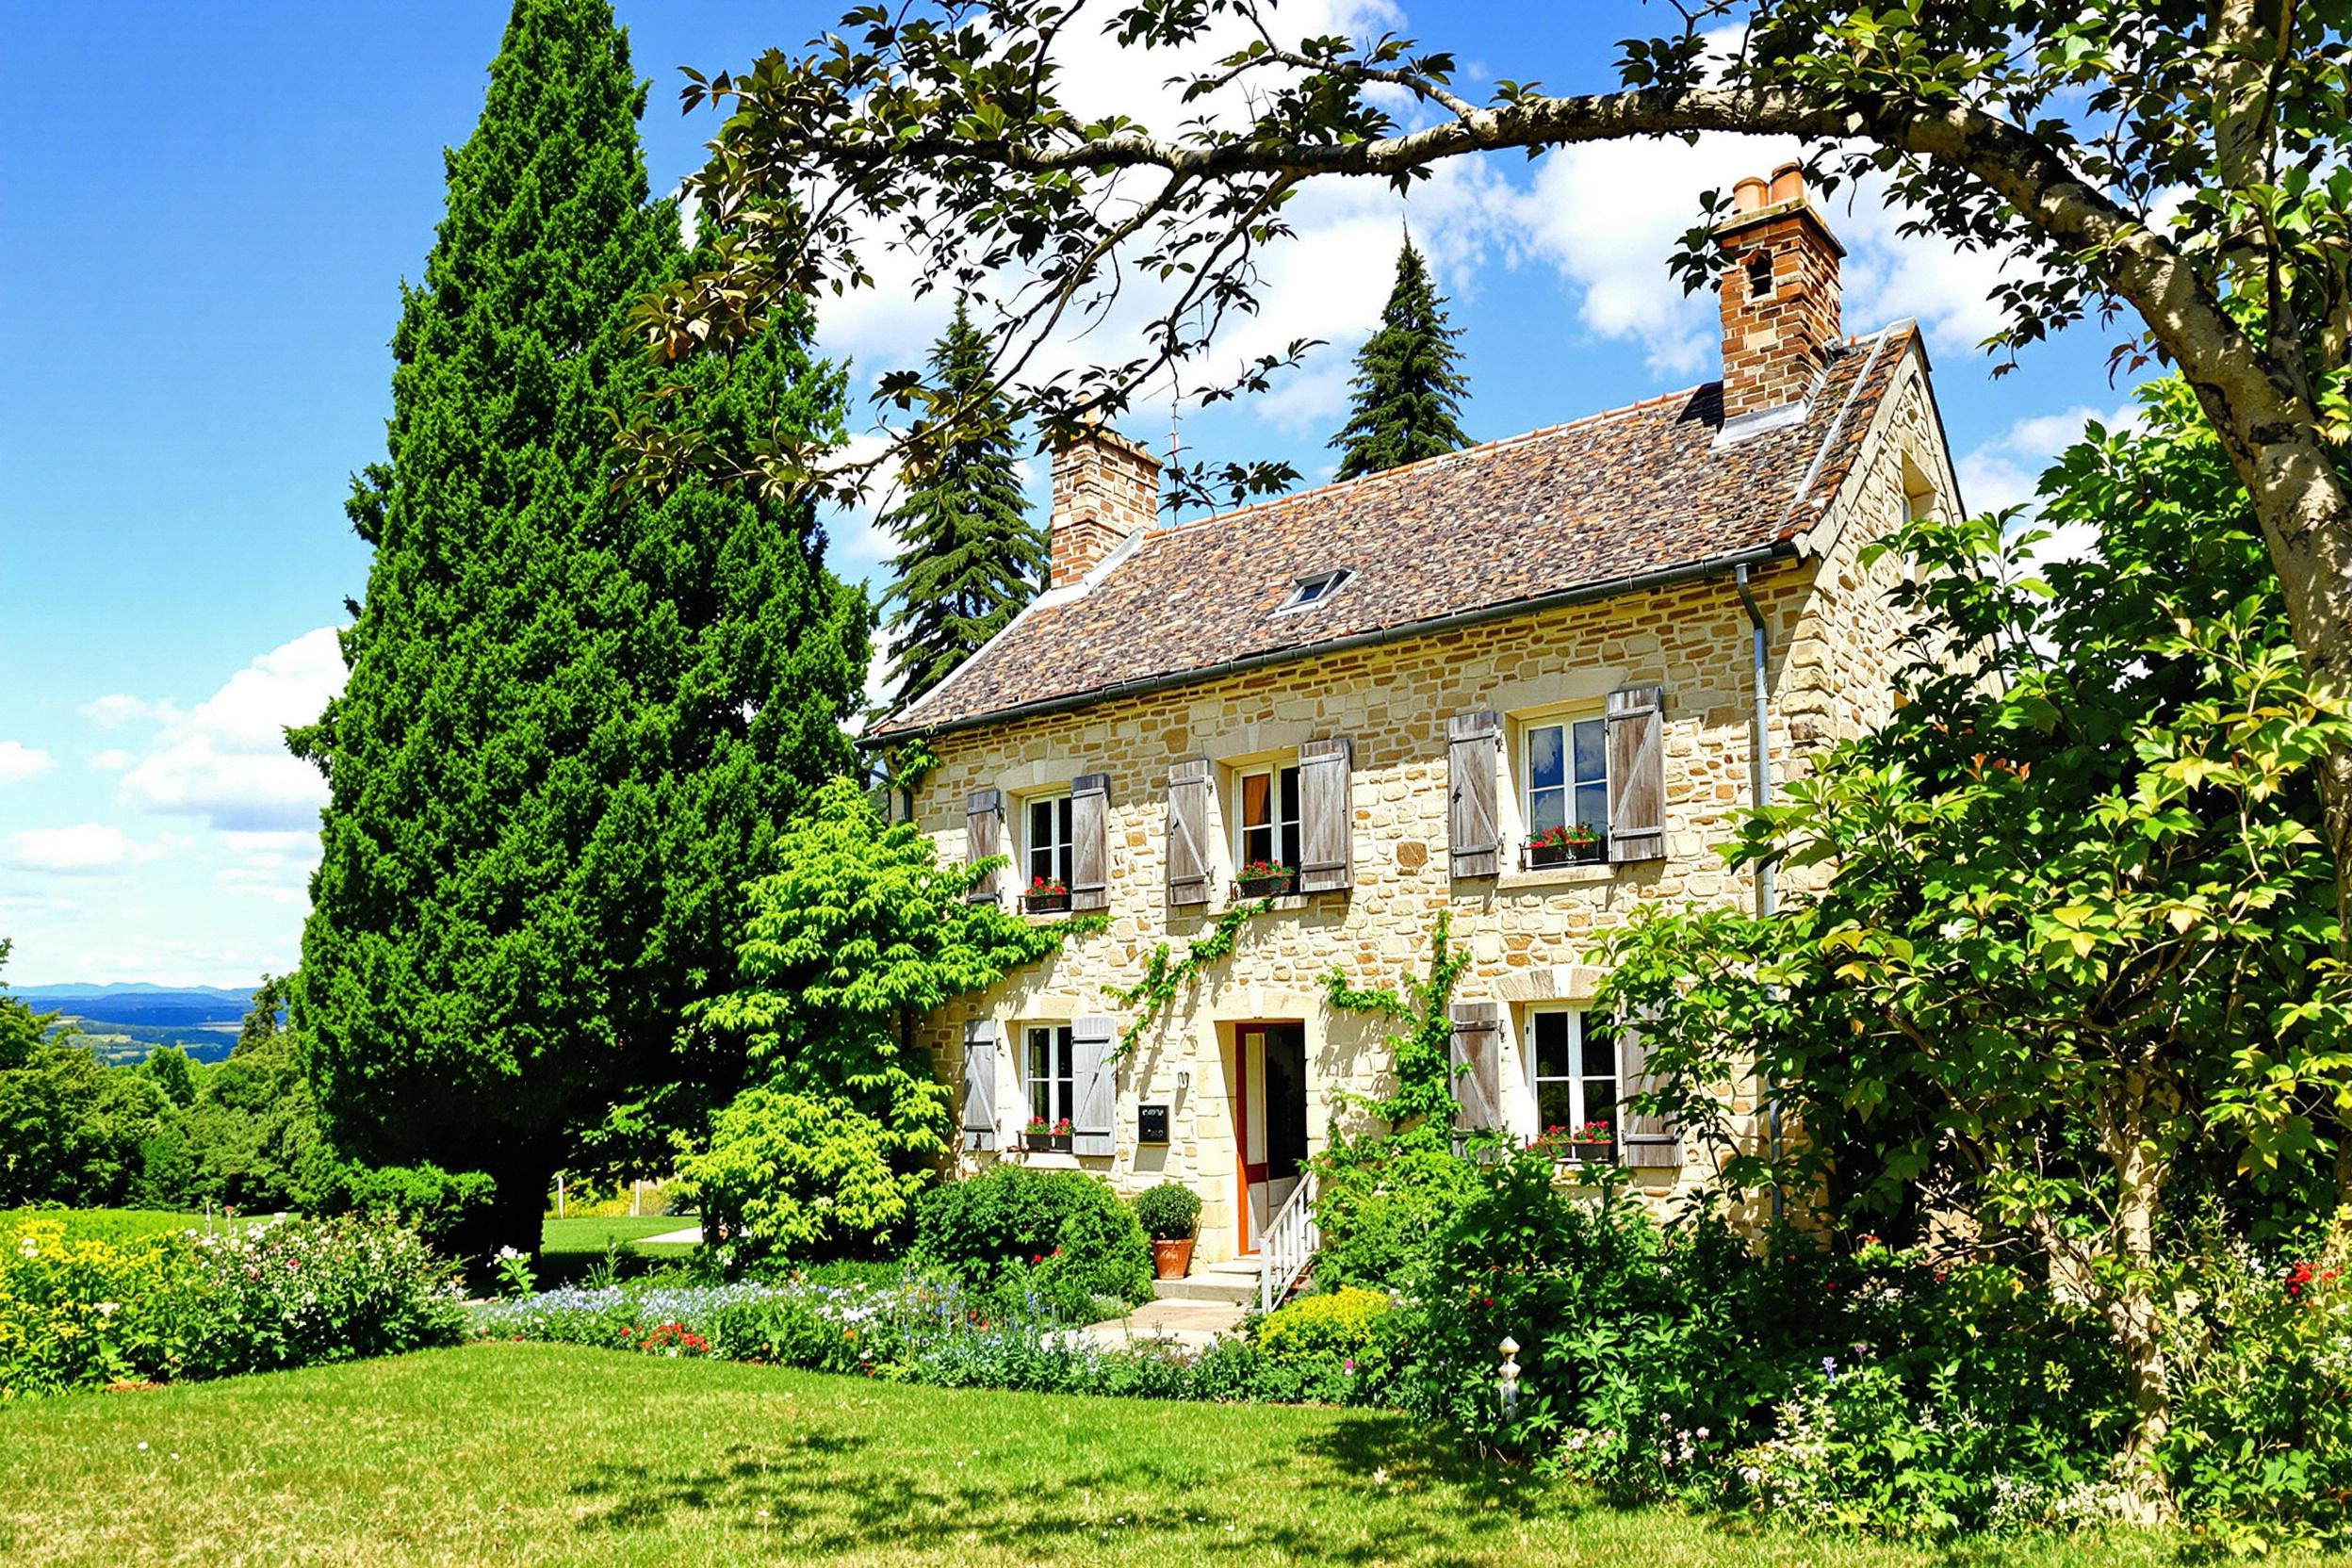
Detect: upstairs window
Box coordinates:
(1278, 568, 1352, 613)
(1525, 717, 1609, 841)
(1026, 792, 1072, 890)
(1026, 1023, 1075, 1127)
(1235, 762, 1301, 874)
(1528, 1008, 1618, 1139)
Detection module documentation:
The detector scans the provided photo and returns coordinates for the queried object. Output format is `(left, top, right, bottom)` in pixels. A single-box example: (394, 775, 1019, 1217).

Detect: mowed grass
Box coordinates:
(0, 1342, 2226, 1568)
(537, 1215, 697, 1285)
(2, 1206, 267, 1243)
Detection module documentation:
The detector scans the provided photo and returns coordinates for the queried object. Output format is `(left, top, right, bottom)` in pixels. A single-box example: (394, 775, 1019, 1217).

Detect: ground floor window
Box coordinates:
(1026, 1024, 1074, 1127)
(1527, 1007, 1618, 1141)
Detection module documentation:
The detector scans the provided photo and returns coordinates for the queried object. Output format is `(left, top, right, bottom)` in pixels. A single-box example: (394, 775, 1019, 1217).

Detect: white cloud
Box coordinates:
(0, 742, 54, 784)
(6, 824, 158, 874)
(89, 749, 133, 773)
(80, 693, 167, 727)
(112, 627, 344, 833)
(1955, 401, 2141, 517)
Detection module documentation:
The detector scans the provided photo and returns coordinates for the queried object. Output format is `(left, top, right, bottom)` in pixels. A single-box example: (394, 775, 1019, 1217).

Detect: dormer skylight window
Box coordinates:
(1278, 568, 1352, 614)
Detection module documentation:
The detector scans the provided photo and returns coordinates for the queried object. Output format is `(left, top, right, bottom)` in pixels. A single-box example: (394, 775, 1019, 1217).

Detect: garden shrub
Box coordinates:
(2160, 1214, 2352, 1549)
(304, 1161, 496, 1262)
(0, 1217, 197, 1399)
(1132, 1182, 1201, 1241)
(174, 1215, 467, 1379)
(910, 1166, 1152, 1322)
(1254, 1286, 1393, 1363)
(680, 1086, 925, 1266)
(1309, 1135, 1477, 1293)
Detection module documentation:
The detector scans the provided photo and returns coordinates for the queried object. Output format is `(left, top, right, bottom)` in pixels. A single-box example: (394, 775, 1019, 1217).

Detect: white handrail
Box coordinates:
(1257, 1169, 1320, 1313)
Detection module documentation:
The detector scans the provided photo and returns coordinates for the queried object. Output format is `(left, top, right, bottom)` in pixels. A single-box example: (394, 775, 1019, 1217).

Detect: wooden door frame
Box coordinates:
(1231, 1021, 1306, 1256)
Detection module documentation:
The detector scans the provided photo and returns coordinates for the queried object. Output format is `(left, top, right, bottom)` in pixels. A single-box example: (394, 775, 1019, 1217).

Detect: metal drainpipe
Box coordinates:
(1734, 564, 1785, 1223)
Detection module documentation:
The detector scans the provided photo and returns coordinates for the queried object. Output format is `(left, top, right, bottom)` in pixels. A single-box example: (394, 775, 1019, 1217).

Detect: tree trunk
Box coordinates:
(486, 1143, 553, 1262)
(2103, 1073, 2178, 1525)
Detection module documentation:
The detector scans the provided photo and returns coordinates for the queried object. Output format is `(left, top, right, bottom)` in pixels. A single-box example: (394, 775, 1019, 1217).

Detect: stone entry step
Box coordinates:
(1152, 1256, 1262, 1307)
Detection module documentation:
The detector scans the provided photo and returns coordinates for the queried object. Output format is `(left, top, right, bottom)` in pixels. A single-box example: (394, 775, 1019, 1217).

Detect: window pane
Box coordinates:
(1279, 765, 1300, 825)
(1528, 724, 1565, 791)
(1241, 772, 1270, 829)
(1576, 782, 1609, 837)
(1532, 1011, 1572, 1078)
(1572, 718, 1607, 786)
(1281, 822, 1302, 871)
(1054, 796, 1072, 845)
(1243, 825, 1273, 867)
(1585, 1077, 1617, 1132)
(1577, 1014, 1615, 1075)
(1537, 1080, 1577, 1131)
(1528, 785, 1566, 836)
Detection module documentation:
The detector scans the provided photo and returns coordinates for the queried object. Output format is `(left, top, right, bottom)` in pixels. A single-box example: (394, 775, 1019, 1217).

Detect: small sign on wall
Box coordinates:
(1136, 1103, 1170, 1146)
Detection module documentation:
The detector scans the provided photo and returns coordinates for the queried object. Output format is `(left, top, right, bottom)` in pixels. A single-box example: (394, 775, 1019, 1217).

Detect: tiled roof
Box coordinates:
(870, 322, 1919, 739)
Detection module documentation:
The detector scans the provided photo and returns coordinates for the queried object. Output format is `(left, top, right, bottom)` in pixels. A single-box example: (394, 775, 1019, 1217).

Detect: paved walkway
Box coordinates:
(1070, 1298, 1248, 1354)
(638, 1225, 704, 1247)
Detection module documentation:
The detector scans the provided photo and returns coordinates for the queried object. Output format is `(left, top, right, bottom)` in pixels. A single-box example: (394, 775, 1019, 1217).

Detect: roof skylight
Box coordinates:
(1277, 568, 1352, 613)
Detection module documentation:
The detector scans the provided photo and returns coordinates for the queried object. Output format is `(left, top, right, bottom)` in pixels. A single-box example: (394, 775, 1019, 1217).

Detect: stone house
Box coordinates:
(865, 168, 1962, 1287)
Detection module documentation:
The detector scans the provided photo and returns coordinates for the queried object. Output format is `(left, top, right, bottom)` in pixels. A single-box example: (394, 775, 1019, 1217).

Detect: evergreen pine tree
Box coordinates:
(878, 302, 1045, 710)
(1329, 234, 1472, 481)
(291, 0, 869, 1251)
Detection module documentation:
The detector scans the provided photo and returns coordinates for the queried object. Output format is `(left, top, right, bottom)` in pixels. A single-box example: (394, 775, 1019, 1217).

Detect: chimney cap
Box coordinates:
(1714, 167, 1846, 256)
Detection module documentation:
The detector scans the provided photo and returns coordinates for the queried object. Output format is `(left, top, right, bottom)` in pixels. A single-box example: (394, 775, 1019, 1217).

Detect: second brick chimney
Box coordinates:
(1715, 163, 1845, 423)
(1048, 416, 1162, 589)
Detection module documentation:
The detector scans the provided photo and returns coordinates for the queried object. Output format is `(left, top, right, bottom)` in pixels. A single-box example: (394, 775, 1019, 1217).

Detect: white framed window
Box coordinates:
(1025, 792, 1072, 890)
(1524, 716, 1609, 841)
(1025, 1023, 1075, 1126)
(1527, 1007, 1618, 1139)
(1234, 762, 1301, 873)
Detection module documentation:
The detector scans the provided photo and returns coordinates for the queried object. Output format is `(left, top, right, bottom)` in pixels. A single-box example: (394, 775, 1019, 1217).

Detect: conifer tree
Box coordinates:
(878, 302, 1045, 710)
(1329, 235, 1472, 481)
(292, 0, 869, 1250)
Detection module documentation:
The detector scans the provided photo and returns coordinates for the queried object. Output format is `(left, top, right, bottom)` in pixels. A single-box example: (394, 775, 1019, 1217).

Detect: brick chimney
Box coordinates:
(1048, 416, 1162, 589)
(1715, 163, 1845, 422)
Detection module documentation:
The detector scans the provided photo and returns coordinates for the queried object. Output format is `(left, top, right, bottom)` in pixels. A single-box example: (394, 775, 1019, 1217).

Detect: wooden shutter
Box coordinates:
(1447, 1003, 1502, 1135)
(1606, 685, 1667, 863)
(965, 788, 1006, 902)
(1616, 1010, 1680, 1167)
(1071, 1016, 1118, 1157)
(1447, 710, 1501, 878)
(961, 1021, 1000, 1152)
(1165, 757, 1213, 906)
(1070, 772, 1111, 912)
(1298, 736, 1356, 893)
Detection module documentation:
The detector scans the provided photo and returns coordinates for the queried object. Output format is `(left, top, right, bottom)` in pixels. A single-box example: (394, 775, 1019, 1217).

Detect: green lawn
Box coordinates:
(0, 1342, 2220, 1567)
(2, 1206, 267, 1243)
(537, 1215, 696, 1285)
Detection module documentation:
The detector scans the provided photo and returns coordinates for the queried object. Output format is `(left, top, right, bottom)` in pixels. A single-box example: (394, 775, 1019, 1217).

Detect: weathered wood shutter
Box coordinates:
(1606, 685, 1667, 863)
(1447, 1002, 1503, 1137)
(1298, 736, 1356, 893)
(965, 788, 1006, 902)
(961, 1021, 999, 1152)
(1447, 710, 1501, 878)
(1616, 1010, 1680, 1167)
(1165, 758, 1213, 906)
(1071, 1017, 1118, 1157)
(1070, 772, 1111, 912)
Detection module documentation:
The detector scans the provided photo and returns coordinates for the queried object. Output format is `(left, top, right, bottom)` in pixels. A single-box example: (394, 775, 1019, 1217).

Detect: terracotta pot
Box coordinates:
(1152, 1236, 1196, 1281)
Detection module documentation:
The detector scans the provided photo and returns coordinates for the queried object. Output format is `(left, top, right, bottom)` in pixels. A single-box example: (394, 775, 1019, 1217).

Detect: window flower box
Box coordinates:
(1526, 825, 1607, 869)
(1021, 1119, 1073, 1152)
(1234, 860, 1298, 899)
(1023, 876, 1071, 914)
(1529, 1122, 1615, 1162)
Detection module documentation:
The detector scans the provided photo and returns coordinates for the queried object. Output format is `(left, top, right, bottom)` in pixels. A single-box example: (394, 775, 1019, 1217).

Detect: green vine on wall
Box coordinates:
(1107, 898, 1277, 1056)
(1321, 911, 1467, 1135)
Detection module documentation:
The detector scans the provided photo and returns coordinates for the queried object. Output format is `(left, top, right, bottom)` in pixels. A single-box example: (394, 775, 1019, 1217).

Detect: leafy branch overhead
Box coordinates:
(628, 0, 2352, 907)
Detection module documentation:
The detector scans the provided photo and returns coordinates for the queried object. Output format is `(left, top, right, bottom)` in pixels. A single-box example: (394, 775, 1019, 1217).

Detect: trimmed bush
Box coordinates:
(302, 1162, 496, 1262)
(910, 1166, 1152, 1322)
(1133, 1182, 1201, 1242)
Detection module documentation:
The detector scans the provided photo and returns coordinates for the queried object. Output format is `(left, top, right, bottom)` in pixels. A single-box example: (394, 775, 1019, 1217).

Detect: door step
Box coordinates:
(1152, 1257, 1262, 1306)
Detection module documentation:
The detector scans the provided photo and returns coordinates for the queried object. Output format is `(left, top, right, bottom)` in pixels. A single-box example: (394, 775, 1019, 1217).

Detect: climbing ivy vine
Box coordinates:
(1321, 911, 1467, 1135)
(1107, 898, 1277, 1056)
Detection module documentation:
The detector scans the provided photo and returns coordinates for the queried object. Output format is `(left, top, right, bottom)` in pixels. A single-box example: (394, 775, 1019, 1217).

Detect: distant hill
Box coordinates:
(18, 984, 255, 1029)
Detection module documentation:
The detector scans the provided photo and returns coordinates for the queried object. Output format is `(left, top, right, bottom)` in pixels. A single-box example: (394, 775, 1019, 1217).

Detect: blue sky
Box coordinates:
(0, 1, 2137, 986)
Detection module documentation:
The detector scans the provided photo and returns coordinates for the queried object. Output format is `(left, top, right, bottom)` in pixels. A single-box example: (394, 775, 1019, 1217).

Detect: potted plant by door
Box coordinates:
(1024, 875, 1071, 913)
(1134, 1182, 1202, 1280)
(1234, 858, 1298, 898)
(1021, 1116, 1073, 1152)
(1526, 823, 1606, 869)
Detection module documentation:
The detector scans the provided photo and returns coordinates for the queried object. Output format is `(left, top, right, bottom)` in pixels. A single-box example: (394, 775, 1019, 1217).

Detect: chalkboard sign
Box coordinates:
(1136, 1103, 1170, 1146)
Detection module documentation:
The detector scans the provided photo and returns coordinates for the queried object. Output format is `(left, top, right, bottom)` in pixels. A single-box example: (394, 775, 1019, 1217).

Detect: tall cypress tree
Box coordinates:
(292, 0, 869, 1250)
(1329, 235, 1473, 481)
(878, 302, 1045, 710)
